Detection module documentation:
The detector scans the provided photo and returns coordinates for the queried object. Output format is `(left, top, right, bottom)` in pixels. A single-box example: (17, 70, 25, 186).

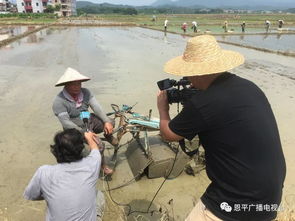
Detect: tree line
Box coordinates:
(77, 6, 138, 15)
(76, 6, 226, 15)
(77, 5, 295, 15)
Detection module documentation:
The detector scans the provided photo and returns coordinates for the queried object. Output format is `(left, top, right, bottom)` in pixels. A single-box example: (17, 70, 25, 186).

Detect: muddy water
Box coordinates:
(162, 24, 295, 35)
(0, 26, 41, 41)
(216, 34, 295, 52)
(0, 27, 56, 50)
(0, 27, 294, 220)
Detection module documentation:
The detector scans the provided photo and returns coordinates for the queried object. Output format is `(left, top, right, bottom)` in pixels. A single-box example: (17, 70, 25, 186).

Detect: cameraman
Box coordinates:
(157, 35, 286, 221)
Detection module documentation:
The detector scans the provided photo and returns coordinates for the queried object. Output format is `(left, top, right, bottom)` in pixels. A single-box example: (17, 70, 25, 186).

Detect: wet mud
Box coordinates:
(216, 34, 295, 57)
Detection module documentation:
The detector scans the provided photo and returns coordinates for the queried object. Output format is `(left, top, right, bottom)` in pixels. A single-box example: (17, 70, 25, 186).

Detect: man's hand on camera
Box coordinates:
(84, 132, 99, 150)
(157, 90, 169, 113)
(157, 91, 183, 142)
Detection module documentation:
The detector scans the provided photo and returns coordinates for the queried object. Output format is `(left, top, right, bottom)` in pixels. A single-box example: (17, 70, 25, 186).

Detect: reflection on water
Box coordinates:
(263, 34, 269, 40)
(217, 34, 295, 52)
(2, 26, 295, 55)
(239, 35, 245, 40)
(163, 32, 168, 43)
(189, 25, 295, 34)
(0, 26, 40, 41)
(0, 27, 62, 50)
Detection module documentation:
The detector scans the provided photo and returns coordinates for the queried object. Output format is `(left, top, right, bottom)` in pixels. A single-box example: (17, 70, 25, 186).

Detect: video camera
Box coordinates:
(157, 77, 198, 104)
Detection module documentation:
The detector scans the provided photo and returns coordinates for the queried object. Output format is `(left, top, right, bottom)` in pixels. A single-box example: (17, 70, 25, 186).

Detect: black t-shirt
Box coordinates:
(169, 73, 286, 221)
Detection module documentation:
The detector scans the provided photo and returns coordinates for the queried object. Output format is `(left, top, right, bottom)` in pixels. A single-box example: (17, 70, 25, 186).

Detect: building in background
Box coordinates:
(16, 0, 76, 16)
(51, 0, 76, 16)
(0, 0, 12, 12)
(16, 0, 48, 13)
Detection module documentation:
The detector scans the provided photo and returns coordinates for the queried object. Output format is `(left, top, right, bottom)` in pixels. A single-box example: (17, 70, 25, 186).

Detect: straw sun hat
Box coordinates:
(164, 35, 244, 76)
(55, 67, 90, 87)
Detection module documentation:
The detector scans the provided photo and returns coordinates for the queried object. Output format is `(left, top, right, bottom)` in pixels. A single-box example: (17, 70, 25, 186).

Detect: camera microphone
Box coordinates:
(80, 111, 91, 132)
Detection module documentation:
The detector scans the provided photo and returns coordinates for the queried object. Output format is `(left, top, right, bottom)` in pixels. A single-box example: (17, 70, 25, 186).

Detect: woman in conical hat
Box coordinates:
(53, 67, 117, 175)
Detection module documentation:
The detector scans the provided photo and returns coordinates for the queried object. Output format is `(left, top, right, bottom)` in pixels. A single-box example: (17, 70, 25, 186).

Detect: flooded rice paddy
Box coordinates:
(0, 26, 55, 49)
(216, 34, 295, 53)
(0, 26, 41, 41)
(158, 24, 295, 35)
(0, 26, 295, 220)
(1, 25, 295, 53)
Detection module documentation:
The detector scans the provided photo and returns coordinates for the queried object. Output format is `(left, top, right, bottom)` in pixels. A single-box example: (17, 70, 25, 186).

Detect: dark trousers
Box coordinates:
(89, 114, 116, 146)
(89, 113, 115, 134)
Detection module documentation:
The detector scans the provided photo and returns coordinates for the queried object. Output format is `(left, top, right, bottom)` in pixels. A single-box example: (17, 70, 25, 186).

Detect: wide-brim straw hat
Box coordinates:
(55, 67, 90, 87)
(164, 35, 244, 76)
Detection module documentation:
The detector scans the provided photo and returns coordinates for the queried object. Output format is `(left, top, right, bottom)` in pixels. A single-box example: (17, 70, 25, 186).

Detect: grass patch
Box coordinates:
(0, 18, 57, 25)
(0, 13, 57, 24)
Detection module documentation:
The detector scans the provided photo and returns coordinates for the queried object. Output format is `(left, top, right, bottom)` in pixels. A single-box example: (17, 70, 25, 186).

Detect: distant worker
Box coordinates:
(182, 22, 187, 33)
(278, 19, 284, 28)
(191, 21, 198, 33)
(164, 19, 168, 32)
(241, 21, 246, 32)
(265, 20, 271, 32)
(223, 21, 228, 33)
(152, 15, 157, 22)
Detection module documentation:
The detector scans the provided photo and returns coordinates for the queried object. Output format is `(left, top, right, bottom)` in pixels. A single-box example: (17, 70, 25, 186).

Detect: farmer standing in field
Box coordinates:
(164, 19, 168, 32)
(223, 21, 228, 33)
(192, 21, 198, 33)
(278, 20, 284, 28)
(182, 22, 187, 33)
(241, 21, 246, 32)
(265, 20, 271, 32)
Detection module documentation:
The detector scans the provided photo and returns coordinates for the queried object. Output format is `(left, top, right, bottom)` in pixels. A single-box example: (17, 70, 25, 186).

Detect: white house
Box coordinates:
(16, 0, 48, 13)
(52, 0, 76, 16)
(0, 0, 9, 12)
